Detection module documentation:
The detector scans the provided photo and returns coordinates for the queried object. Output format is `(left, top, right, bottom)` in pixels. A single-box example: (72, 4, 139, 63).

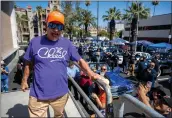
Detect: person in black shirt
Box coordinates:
(140, 62, 157, 87)
(128, 53, 135, 76)
(151, 53, 160, 74)
(122, 49, 131, 74)
(78, 45, 83, 56)
(137, 56, 148, 79)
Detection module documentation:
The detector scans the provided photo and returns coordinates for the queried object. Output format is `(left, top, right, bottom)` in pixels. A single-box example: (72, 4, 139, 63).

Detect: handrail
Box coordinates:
(68, 76, 104, 117)
(73, 62, 113, 117)
(113, 94, 165, 118)
(94, 78, 112, 118)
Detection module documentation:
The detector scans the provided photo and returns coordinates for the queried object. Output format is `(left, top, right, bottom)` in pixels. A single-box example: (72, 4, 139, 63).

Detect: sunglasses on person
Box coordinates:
(48, 22, 64, 31)
(101, 68, 107, 71)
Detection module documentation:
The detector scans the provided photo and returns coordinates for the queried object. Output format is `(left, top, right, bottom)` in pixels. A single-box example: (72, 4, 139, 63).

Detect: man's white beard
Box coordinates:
(52, 37, 59, 41)
(52, 38, 58, 41)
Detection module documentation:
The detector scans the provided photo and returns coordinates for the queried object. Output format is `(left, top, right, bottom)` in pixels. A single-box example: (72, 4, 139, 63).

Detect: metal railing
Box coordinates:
(113, 94, 165, 118)
(68, 76, 104, 117)
(94, 78, 113, 118)
(73, 62, 113, 117)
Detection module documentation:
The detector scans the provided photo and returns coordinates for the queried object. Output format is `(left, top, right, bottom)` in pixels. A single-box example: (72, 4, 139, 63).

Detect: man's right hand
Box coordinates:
(21, 79, 29, 92)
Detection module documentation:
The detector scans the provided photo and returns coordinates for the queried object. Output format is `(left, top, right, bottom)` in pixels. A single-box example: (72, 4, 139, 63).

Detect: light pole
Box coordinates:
(97, 1, 99, 43)
(134, 1, 139, 54)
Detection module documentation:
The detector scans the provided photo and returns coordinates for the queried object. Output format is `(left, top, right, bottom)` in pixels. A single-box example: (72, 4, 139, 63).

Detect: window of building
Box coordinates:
(125, 25, 171, 31)
(23, 35, 30, 42)
(34, 28, 38, 33)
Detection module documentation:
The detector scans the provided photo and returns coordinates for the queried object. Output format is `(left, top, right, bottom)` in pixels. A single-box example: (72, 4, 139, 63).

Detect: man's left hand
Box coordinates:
(90, 72, 102, 80)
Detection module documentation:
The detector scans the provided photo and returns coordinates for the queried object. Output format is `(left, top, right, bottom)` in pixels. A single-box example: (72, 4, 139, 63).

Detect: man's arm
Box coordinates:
(77, 59, 103, 80)
(78, 59, 95, 79)
(21, 61, 32, 91)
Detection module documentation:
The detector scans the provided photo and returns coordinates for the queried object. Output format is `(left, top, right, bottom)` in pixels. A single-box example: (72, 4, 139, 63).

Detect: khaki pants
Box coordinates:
(28, 93, 69, 118)
(129, 64, 135, 76)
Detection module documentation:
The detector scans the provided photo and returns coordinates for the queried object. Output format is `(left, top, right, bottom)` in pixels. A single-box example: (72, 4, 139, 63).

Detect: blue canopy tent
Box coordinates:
(149, 43, 172, 49)
(130, 40, 153, 46)
(110, 38, 129, 45)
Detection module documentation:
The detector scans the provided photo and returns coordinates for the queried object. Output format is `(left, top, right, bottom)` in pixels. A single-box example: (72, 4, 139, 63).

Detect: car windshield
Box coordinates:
(159, 53, 169, 60)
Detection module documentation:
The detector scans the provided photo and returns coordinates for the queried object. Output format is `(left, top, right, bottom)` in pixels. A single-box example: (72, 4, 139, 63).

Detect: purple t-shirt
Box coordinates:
(24, 35, 81, 100)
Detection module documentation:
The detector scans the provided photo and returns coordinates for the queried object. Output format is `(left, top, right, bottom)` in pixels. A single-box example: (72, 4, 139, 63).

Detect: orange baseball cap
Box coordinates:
(47, 11, 64, 25)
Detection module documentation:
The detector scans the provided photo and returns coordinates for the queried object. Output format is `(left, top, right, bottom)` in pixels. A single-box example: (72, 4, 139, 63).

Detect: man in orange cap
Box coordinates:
(21, 11, 102, 117)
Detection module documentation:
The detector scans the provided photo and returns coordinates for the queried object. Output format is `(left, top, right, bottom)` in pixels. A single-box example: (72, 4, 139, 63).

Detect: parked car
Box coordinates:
(143, 52, 172, 77)
(157, 52, 172, 77)
(135, 52, 151, 61)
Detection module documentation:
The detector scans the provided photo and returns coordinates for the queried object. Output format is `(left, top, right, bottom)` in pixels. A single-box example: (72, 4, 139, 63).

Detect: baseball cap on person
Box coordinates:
(152, 86, 166, 96)
(162, 97, 172, 108)
(46, 11, 64, 25)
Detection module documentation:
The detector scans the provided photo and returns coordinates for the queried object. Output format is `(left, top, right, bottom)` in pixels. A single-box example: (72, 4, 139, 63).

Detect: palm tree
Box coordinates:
(36, 6, 45, 36)
(124, 2, 150, 19)
(14, 3, 17, 9)
(152, 1, 159, 16)
(102, 7, 121, 39)
(102, 7, 121, 21)
(20, 14, 29, 32)
(61, 1, 74, 39)
(15, 13, 23, 43)
(85, 0, 91, 10)
(79, 9, 96, 36)
(53, 6, 57, 11)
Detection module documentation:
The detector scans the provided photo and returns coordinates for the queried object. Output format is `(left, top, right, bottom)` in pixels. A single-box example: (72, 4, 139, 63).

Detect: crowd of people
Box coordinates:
(67, 61, 111, 116)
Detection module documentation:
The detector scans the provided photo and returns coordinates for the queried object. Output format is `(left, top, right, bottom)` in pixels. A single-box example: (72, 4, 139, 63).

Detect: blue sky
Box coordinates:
(15, 1, 172, 27)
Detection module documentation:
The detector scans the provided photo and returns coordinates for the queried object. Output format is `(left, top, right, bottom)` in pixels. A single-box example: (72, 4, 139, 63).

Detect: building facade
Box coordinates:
(15, 0, 61, 45)
(123, 13, 172, 43)
(1, 1, 19, 72)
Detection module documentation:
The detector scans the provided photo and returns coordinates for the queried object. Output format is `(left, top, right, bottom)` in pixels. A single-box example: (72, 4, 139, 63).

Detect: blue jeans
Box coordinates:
(1, 79, 9, 92)
(123, 62, 129, 72)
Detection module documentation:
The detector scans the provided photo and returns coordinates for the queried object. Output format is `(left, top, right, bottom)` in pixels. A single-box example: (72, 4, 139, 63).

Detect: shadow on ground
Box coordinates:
(6, 104, 29, 118)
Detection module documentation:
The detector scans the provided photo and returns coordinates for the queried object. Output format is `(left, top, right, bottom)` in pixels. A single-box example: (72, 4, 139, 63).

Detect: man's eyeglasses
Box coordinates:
(101, 68, 107, 71)
(48, 22, 64, 31)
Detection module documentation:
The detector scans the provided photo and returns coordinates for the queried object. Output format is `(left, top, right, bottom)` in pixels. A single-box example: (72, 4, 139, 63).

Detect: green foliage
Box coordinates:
(98, 30, 108, 37)
(53, 6, 58, 11)
(123, 2, 150, 19)
(79, 9, 96, 36)
(85, 0, 91, 7)
(21, 14, 28, 20)
(36, 6, 45, 36)
(102, 7, 121, 21)
(152, 1, 159, 6)
(61, 1, 96, 38)
(114, 30, 122, 38)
